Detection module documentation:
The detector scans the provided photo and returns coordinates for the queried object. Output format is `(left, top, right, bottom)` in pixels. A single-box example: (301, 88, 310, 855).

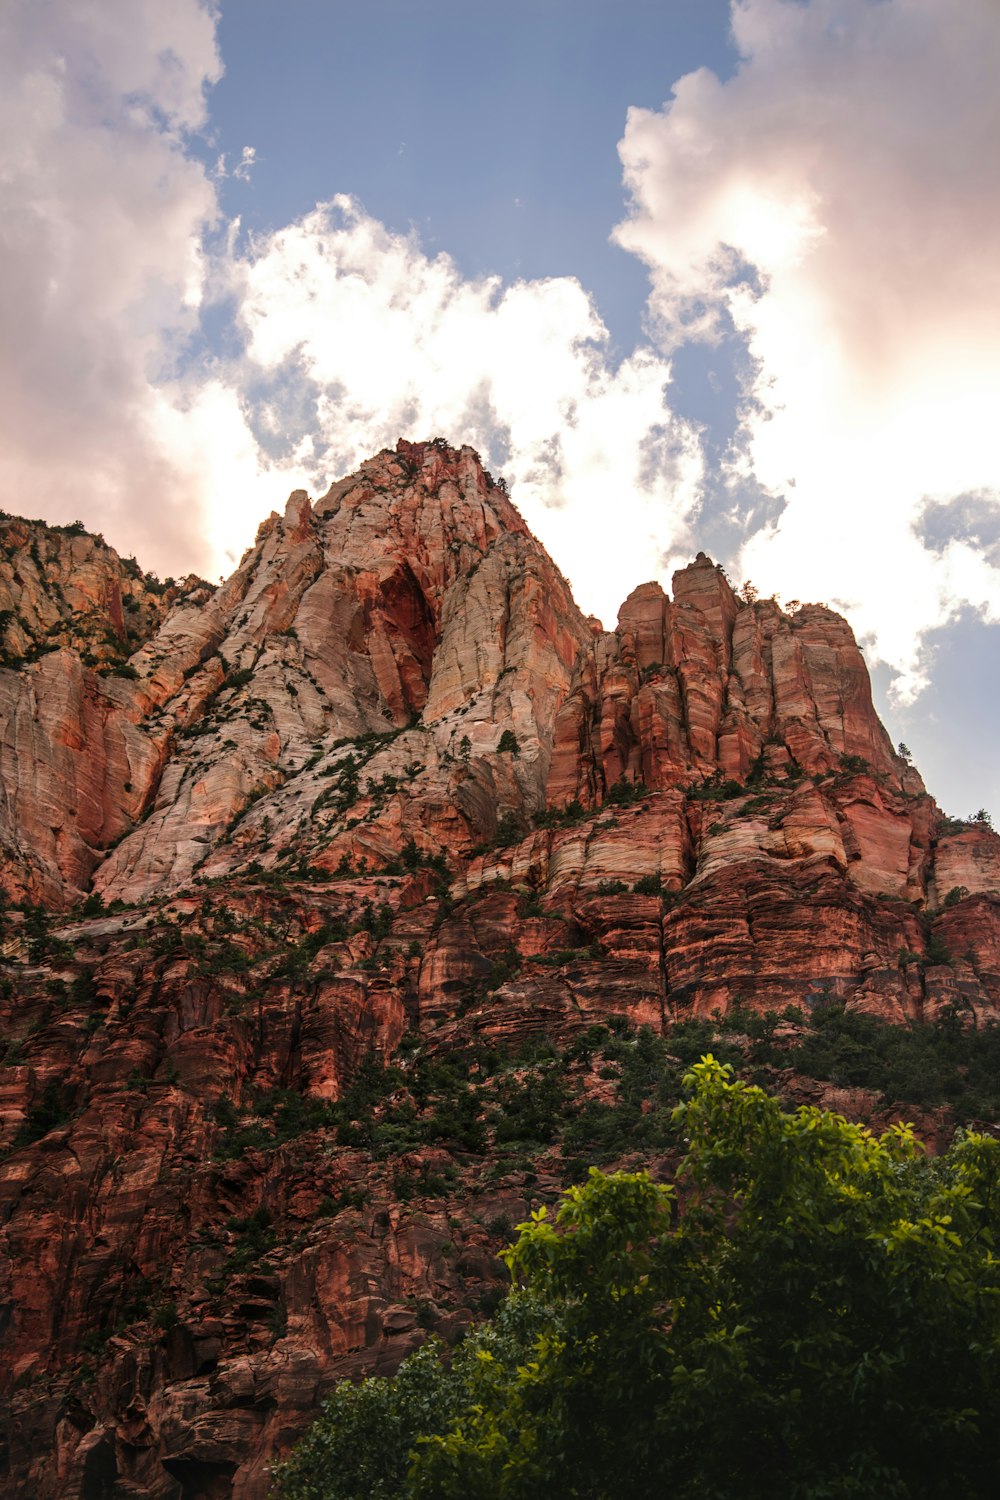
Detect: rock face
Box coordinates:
(0, 516, 208, 906)
(0, 440, 998, 1498)
(547, 563, 905, 803)
(0, 514, 174, 670)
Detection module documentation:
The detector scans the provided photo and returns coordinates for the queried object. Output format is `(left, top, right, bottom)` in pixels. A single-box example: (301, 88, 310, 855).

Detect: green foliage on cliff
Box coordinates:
(751, 1002, 1000, 1121)
(273, 1059, 1000, 1499)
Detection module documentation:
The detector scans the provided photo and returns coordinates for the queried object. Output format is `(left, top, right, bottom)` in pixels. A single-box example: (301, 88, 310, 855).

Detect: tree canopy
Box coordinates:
(273, 1058, 1000, 1500)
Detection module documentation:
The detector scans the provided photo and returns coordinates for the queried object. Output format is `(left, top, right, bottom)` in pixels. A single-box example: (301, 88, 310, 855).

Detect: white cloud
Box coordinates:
(232, 196, 704, 625)
(12, 0, 999, 694)
(0, 0, 233, 574)
(615, 0, 1000, 696)
(0, 1, 704, 620)
(233, 146, 257, 183)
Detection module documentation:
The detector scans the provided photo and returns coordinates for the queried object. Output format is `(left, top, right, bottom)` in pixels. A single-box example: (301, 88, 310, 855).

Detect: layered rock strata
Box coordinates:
(0, 440, 998, 1498)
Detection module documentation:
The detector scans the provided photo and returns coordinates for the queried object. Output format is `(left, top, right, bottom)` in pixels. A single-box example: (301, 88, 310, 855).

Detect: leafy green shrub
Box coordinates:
(689, 775, 743, 802)
(925, 931, 952, 966)
(224, 1206, 277, 1270)
(419, 1085, 486, 1153)
(784, 1002, 1000, 1118)
(273, 1339, 474, 1500)
(533, 799, 588, 830)
(490, 1067, 566, 1147)
(489, 812, 523, 849)
(318, 1187, 368, 1217)
(13, 1078, 71, 1146)
(605, 779, 648, 807)
(275, 1062, 1000, 1500)
(485, 947, 522, 990)
(153, 1301, 178, 1330)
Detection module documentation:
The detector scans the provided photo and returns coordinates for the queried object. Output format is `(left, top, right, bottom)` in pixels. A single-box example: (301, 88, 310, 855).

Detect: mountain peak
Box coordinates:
(2, 445, 1000, 1498)
(0, 450, 983, 912)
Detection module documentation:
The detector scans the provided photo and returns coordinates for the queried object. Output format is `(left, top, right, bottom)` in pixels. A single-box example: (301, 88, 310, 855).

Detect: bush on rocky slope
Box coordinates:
(274, 1058, 1000, 1500)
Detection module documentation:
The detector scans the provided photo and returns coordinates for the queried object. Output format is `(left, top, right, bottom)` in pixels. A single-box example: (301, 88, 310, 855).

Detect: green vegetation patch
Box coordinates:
(275, 1060, 1000, 1500)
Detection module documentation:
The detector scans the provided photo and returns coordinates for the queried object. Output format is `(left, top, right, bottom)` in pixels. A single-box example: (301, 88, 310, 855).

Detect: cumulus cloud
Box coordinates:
(615, 0, 1000, 696)
(0, 0, 264, 575)
(231, 196, 703, 623)
(0, 1, 703, 617)
(13, 0, 999, 690)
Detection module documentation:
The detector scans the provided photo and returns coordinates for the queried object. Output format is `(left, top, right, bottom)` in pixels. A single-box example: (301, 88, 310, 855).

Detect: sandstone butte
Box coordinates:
(0, 438, 997, 1498)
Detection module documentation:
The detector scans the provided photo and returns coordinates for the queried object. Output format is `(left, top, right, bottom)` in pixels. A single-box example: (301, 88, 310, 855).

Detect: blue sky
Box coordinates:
(1, 0, 998, 820)
(210, 0, 736, 351)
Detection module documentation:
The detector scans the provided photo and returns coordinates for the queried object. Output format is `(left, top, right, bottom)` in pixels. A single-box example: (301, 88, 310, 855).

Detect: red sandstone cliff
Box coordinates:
(0, 441, 998, 1498)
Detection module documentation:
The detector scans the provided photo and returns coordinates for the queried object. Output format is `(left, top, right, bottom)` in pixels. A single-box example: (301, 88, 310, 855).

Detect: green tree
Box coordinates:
(272, 1302, 545, 1500)
(274, 1059, 1000, 1499)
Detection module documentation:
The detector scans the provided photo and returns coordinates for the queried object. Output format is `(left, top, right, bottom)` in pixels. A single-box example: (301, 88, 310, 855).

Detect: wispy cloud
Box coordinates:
(233, 145, 257, 182)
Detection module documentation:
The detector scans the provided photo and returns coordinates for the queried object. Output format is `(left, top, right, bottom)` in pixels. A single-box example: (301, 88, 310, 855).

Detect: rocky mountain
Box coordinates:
(1, 439, 998, 1498)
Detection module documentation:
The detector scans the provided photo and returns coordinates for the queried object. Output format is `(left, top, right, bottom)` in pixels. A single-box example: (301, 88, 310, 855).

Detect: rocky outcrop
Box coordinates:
(0, 520, 209, 905)
(547, 558, 909, 807)
(0, 515, 174, 669)
(87, 443, 588, 907)
(0, 441, 998, 1498)
(0, 445, 588, 907)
